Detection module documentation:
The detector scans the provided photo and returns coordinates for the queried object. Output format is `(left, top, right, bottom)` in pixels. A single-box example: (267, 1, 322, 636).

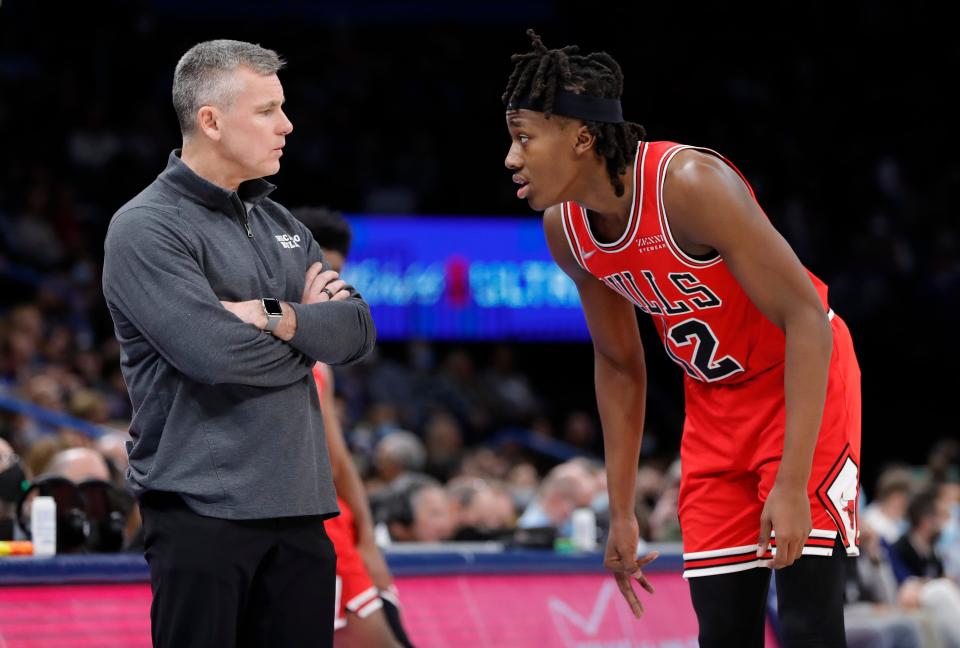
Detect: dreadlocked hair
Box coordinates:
(503, 29, 646, 197)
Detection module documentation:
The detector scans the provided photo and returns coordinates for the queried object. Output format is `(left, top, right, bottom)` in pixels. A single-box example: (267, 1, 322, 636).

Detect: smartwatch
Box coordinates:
(261, 298, 283, 333)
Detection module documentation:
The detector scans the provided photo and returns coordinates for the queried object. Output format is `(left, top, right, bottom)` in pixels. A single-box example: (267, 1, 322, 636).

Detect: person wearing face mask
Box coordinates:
(864, 466, 915, 546)
(891, 489, 950, 582)
(890, 488, 960, 647)
(0, 437, 29, 540)
(936, 482, 960, 582)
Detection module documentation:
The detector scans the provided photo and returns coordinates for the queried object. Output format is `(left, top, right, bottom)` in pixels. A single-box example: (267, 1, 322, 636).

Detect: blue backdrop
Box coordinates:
(342, 216, 588, 341)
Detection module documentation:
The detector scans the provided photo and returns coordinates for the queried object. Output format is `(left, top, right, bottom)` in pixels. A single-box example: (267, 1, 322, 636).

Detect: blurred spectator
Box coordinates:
(889, 489, 960, 646)
(21, 447, 135, 554)
(69, 388, 109, 425)
(891, 489, 950, 582)
(422, 410, 464, 483)
(369, 431, 427, 493)
(517, 460, 595, 537)
(350, 400, 404, 460)
(634, 464, 667, 542)
(648, 459, 683, 542)
(0, 437, 27, 539)
(21, 373, 65, 411)
(636, 464, 667, 511)
(457, 447, 510, 482)
(44, 447, 110, 483)
(939, 480, 960, 581)
(381, 474, 455, 543)
(865, 466, 915, 545)
(23, 436, 64, 477)
(844, 523, 937, 648)
(506, 462, 539, 512)
(447, 477, 515, 540)
(96, 431, 131, 487)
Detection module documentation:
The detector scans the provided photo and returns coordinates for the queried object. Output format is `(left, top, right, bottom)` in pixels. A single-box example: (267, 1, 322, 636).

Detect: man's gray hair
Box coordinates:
(173, 39, 285, 137)
(377, 431, 427, 472)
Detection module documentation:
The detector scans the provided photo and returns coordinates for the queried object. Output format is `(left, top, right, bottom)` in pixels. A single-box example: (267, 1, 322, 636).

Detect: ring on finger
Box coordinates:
(321, 288, 334, 299)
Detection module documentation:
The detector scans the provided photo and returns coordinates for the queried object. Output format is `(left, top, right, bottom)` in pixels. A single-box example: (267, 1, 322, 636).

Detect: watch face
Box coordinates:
(263, 298, 283, 316)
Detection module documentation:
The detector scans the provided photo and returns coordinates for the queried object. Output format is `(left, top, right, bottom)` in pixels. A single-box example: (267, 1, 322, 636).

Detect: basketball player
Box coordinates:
(502, 31, 861, 647)
(292, 207, 414, 648)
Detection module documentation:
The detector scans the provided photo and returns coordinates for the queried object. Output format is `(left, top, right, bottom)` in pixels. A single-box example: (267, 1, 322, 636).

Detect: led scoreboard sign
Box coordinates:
(342, 216, 588, 341)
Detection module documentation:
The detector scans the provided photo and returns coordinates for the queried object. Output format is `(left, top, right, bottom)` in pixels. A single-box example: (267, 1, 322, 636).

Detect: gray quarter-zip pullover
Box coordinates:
(102, 150, 375, 519)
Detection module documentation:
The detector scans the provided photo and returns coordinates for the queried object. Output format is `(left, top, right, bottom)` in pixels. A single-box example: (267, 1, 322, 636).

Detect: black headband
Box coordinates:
(506, 90, 624, 124)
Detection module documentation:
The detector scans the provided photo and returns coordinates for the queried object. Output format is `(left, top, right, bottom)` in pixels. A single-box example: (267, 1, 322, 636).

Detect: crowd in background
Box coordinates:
(1, 1, 957, 470)
(2, 276, 960, 647)
(1, 3, 959, 646)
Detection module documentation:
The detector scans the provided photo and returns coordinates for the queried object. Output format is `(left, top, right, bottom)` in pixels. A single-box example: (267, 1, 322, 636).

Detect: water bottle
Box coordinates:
(31, 496, 57, 557)
(571, 507, 597, 551)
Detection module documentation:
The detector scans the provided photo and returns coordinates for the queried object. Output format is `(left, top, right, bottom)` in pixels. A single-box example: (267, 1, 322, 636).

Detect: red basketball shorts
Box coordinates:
(678, 312, 861, 578)
(326, 497, 382, 629)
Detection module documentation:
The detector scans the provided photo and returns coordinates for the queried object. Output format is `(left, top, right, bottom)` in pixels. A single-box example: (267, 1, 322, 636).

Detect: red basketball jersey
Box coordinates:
(312, 362, 328, 402)
(561, 140, 831, 385)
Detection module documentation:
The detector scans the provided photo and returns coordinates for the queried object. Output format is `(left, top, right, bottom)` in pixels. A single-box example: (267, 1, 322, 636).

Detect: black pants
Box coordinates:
(689, 537, 848, 648)
(140, 491, 336, 648)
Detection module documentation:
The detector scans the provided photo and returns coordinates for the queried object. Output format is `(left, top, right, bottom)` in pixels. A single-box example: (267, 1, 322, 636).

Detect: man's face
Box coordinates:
(412, 486, 455, 542)
(216, 66, 293, 181)
(504, 109, 581, 212)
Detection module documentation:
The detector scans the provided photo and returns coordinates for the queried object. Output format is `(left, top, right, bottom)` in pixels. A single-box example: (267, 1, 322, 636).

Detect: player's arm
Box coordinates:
(544, 206, 657, 618)
(320, 366, 393, 589)
(663, 150, 833, 568)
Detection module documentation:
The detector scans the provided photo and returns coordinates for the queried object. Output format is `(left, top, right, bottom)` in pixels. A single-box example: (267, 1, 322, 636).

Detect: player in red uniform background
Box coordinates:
(292, 207, 414, 648)
(502, 31, 860, 647)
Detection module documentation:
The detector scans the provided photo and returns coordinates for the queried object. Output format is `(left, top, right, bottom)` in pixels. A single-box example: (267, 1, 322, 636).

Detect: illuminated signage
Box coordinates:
(343, 216, 588, 340)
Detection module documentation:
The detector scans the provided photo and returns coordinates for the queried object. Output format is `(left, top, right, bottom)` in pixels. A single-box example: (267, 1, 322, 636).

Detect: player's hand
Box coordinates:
(757, 482, 811, 569)
(358, 538, 394, 591)
(302, 262, 350, 304)
(604, 516, 659, 618)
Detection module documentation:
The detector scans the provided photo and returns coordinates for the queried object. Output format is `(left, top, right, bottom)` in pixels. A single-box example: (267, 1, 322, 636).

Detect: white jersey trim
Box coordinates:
(657, 145, 726, 269)
(683, 528, 839, 561)
(345, 586, 380, 612)
(379, 587, 401, 608)
(560, 202, 587, 270)
(683, 543, 759, 560)
(683, 559, 766, 579)
(357, 598, 384, 619)
(683, 544, 857, 579)
(578, 141, 648, 253)
(805, 528, 838, 540)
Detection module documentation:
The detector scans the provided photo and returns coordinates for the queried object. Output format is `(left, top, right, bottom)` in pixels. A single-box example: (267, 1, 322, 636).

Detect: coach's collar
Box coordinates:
(157, 150, 276, 211)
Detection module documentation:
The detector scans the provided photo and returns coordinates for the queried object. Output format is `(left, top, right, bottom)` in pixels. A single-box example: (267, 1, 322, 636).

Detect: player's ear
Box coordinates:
(573, 123, 596, 156)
